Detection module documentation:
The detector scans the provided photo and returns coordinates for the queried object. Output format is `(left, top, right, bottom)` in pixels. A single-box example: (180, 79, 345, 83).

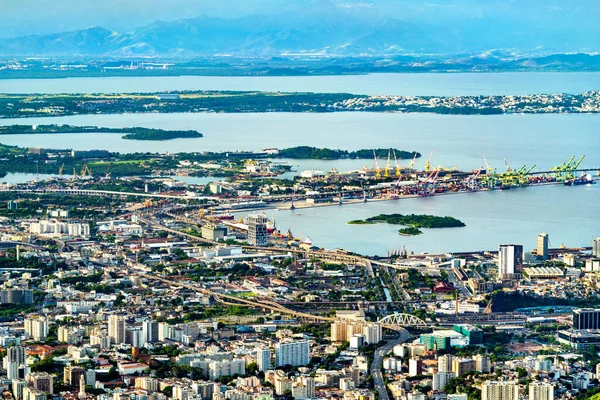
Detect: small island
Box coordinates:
(398, 226, 424, 236)
(0, 124, 203, 141)
(348, 213, 466, 236)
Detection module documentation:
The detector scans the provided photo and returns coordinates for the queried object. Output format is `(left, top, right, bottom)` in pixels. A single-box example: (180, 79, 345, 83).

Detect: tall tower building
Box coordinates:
(481, 381, 519, 400)
(437, 354, 454, 373)
(275, 341, 310, 367)
(7, 346, 26, 365)
(142, 319, 158, 344)
(593, 238, 600, 257)
(257, 347, 272, 372)
(24, 317, 48, 341)
(498, 244, 523, 280)
(108, 315, 126, 344)
(247, 214, 268, 246)
(529, 382, 554, 400)
(537, 233, 549, 260)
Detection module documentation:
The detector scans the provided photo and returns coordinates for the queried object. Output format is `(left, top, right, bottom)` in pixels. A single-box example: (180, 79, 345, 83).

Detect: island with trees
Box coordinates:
(348, 213, 466, 236)
(0, 124, 203, 141)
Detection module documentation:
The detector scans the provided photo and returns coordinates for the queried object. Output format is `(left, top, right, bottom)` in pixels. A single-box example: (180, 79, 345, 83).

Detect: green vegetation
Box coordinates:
(0, 124, 203, 141)
(363, 214, 466, 228)
(350, 213, 465, 235)
(398, 226, 423, 236)
(277, 146, 419, 160)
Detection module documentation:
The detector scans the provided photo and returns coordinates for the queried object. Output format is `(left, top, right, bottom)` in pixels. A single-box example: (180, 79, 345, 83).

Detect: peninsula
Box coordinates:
(0, 90, 598, 119)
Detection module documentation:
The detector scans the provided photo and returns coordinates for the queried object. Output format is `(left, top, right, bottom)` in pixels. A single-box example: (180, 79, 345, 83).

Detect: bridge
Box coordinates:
(0, 241, 43, 250)
(379, 313, 427, 328)
(1, 188, 220, 201)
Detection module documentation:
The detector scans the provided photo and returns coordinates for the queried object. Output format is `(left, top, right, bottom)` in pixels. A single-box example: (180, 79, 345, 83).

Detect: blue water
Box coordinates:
(1, 72, 599, 96)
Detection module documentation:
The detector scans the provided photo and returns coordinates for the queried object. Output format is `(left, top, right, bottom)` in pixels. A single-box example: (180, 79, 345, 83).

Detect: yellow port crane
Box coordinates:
(424, 150, 434, 173)
(483, 154, 492, 174)
(373, 150, 382, 179)
(58, 163, 64, 178)
(409, 150, 419, 170)
(384, 149, 391, 178)
(80, 163, 92, 179)
(393, 150, 402, 177)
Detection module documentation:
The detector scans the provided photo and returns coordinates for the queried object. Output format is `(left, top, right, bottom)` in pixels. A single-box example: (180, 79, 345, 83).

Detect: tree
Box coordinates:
(161, 386, 173, 397)
(246, 362, 258, 375)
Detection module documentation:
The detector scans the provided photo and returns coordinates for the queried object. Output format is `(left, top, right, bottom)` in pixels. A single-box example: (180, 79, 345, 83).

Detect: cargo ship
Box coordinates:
(564, 174, 596, 186)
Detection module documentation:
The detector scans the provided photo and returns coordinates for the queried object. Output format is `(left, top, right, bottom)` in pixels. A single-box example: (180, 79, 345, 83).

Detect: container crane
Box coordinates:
(483, 154, 492, 174)
(393, 150, 402, 177)
(104, 162, 113, 180)
(409, 150, 419, 170)
(424, 150, 434, 173)
(384, 149, 391, 178)
(373, 150, 382, 179)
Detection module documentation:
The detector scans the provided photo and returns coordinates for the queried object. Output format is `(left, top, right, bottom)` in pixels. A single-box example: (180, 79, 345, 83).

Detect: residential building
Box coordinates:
(256, 347, 271, 372)
(24, 316, 48, 341)
(26, 372, 54, 394)
(108, 314, 127, 344)
(481, 381, 519, 400)
(529, 382, 554, 400)
(275, 340, 310, 367)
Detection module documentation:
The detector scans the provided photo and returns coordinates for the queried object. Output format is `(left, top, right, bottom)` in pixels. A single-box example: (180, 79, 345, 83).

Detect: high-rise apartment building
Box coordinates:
(26, 372, 54, 394)
(481, 381, 519, 400)
(433, 372, 455, 392)
(108, 315, 127, 344)
(257, 347, 272, 372)
(275, 341, 310, 367)
(24, 316, 48, 341)
(247, 214, 268, 246)
(142, 319, 159, 344)
(437, 355, 454, 373)
(593, 238, 600, 258)
(529, 382, 554, 400)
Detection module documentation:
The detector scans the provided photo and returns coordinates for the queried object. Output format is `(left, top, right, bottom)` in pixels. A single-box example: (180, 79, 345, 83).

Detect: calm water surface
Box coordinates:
(252, 184, 599, 256)
(2, 72, 600, 95)
(1, 113, 598, 172)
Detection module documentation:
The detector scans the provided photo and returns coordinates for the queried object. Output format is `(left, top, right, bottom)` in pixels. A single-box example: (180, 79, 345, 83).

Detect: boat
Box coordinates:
(564, 174, 596, 186)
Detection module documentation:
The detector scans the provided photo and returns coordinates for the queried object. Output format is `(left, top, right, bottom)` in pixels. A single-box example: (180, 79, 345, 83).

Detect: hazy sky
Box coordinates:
(2, 0, 599, 39)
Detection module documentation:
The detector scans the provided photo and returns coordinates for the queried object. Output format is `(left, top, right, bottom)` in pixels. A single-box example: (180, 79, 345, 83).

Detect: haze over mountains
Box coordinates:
(1, 0, 599, 57)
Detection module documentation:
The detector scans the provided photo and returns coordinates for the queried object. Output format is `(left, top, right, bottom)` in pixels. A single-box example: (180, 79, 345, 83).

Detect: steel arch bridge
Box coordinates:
(379, 313, 427, 327)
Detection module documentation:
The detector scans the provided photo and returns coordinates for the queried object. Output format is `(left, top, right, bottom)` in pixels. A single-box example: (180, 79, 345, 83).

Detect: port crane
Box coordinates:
(373, 150, 382, 179)
(409, 150, 419, 171)
(58, 163, 64, 178)
(103, 162, 113, 180)
(551, 155, 584, 182)
(393, 150, 402, 178)
(424, 150, 434, 173)
(384, 150, 391, 178)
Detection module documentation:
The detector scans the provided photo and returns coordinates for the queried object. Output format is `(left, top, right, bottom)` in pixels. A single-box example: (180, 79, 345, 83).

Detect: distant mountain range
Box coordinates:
(0, 9, 598, 57)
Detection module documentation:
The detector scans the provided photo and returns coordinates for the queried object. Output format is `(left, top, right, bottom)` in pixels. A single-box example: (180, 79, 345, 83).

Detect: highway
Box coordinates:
(371, 332, 410, 400)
